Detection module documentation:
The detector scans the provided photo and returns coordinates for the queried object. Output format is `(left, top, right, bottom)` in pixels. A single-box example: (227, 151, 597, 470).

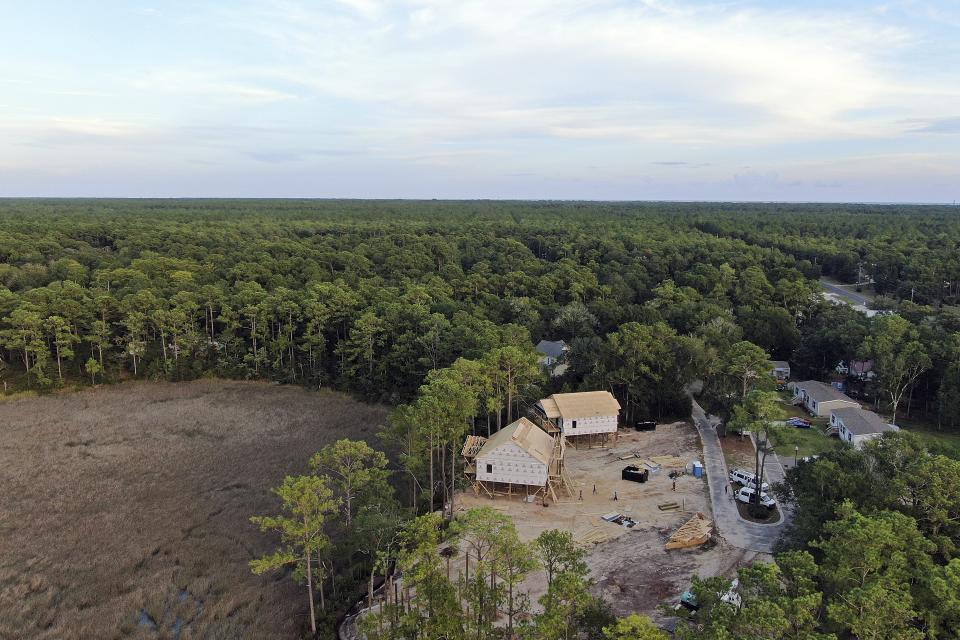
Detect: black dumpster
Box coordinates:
(622, 465, 649, 483)
(634, 421, 657, 432)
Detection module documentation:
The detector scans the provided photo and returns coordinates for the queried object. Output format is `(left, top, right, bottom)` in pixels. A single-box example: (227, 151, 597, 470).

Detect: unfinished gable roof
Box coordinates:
(476, 417, 554, 465)
(538, 397, 561, 419)
(548, 391, 621, 419)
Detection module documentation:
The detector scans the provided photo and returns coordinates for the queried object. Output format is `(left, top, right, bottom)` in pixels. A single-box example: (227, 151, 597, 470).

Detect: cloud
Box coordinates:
(908, 117, 960, 133)
(130, 70, 296, 104)
(1, 0, 959, 199)
(247, 148, 360, 163)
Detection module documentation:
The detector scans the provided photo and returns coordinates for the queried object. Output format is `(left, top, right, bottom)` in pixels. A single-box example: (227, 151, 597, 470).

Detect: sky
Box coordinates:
(1, 0, 959, 201)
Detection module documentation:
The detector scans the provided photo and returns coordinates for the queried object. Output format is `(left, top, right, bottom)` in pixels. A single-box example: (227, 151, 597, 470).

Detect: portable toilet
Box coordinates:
(692, 461, 703, 478)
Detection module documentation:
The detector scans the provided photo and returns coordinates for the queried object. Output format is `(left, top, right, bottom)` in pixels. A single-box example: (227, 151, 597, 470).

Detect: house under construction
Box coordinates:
(534, 390, 621, 448)
(462, 417, 572, 503)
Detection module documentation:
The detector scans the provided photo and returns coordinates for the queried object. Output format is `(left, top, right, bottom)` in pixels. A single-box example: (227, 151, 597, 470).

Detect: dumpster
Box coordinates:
(622, 465, 649, 483)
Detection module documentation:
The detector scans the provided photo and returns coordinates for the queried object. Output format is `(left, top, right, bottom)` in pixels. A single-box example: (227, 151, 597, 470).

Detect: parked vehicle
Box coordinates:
(728, 468, 770, 492)
(735, 487, 776, 509)
(679, 578, 741, 612)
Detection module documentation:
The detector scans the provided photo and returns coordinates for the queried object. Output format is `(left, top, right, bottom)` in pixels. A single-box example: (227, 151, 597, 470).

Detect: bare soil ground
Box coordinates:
(719, 433, 755, 471)
(0, 380, 388, 640)
(457, 422, 758, 621)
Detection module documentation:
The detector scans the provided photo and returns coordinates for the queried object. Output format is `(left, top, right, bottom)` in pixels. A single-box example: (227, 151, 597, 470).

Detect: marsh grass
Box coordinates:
(0, 380, 387, 639)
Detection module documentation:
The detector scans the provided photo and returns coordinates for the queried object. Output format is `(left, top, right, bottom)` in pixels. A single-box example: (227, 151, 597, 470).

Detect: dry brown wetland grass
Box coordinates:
(0, 380, 387, 639)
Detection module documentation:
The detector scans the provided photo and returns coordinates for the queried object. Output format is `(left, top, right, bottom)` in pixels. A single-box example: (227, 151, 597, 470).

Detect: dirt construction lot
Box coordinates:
(0, 380, 388, 640)
(458, 421, 762, 620)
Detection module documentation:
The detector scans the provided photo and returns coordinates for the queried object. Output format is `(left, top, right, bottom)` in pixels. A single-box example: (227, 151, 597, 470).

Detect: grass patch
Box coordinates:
(771, 425, 839, 459)
(892, 416, 960, 456)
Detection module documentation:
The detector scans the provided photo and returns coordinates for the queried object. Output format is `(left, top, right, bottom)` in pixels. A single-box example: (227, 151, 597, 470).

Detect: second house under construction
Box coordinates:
(462, 417, 572, 502)
(534, 390, 621, 447)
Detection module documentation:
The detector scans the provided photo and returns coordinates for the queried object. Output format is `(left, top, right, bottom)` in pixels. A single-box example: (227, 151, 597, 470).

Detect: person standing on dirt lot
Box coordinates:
(672, 479, 676, 491)
(724, 484, 728, 495)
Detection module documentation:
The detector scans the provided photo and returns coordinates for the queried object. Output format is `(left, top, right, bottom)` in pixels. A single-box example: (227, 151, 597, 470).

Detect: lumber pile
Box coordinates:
(658, 501, 680, 511)
(664, 512, 712, 550)
(650, 455, 686, 468)
(577, 527, 611, 546)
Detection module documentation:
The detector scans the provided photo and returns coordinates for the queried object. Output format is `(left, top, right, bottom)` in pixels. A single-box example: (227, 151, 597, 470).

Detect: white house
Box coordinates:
(536, 391, 621, 437)
(830, 407, 899, 448)
(771, 361, 791, 380)
(474, 417, 553, 487)
(793, 380, 860, 417)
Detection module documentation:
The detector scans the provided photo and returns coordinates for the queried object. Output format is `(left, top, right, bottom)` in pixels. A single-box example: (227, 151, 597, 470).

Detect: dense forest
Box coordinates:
(1, 199, 959, 428)
(4, 199, 960, 638)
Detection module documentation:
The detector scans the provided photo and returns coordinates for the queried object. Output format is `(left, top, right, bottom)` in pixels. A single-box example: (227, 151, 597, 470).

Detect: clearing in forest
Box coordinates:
(457, 422, 757, 621)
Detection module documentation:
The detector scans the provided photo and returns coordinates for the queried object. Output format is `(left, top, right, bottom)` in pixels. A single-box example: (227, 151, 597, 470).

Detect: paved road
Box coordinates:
(691, 399, 789, 554)
(820, 278, 870, 306)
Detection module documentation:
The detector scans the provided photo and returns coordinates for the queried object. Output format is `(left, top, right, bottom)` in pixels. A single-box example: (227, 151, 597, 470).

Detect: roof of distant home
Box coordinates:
(771, 360, 790, 370)
(796, 380, 858, 404)
(476, 417, 554, 465)
(832, 407, 896, 435)
(541, 391, 621, 419)
(536, 339, 568, 360)
(850, 360, 874, 375)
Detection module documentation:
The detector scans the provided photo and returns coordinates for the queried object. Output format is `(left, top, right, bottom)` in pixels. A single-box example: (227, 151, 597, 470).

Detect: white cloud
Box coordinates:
(226, 0, 957, 153)
(1, 0, 958, 199)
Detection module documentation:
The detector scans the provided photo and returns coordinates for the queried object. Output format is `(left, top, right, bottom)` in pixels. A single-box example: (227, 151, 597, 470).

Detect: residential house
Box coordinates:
(536, 339, 570, 376)
(771, 361, 791, 380)
(849, 360, 876, 381)
(536, 391, 621, 437)
(835, 359, 876, 381)
(830, 407, 898, 448)
(793, 380, 860, 417)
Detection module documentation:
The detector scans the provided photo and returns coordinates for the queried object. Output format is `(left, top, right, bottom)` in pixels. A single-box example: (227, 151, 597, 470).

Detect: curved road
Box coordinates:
(691, 398, 790, 554)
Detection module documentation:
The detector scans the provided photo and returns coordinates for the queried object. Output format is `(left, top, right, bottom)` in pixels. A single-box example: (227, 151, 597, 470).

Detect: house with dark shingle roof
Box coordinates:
(536, 339, 570, 376)
(830, 407, 898, 448)
(792, 380, 860, 417)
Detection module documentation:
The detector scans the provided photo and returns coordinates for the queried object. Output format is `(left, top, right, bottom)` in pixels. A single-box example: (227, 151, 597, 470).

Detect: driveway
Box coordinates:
(691, 398, 789, 554)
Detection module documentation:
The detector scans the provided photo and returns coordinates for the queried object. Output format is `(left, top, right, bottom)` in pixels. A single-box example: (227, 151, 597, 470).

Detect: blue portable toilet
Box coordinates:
(692, 461, 703, 478)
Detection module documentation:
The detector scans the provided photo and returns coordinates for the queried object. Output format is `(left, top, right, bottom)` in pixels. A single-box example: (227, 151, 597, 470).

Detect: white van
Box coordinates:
(728, 468, 770, 492)
(735, 487, 776, 509)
